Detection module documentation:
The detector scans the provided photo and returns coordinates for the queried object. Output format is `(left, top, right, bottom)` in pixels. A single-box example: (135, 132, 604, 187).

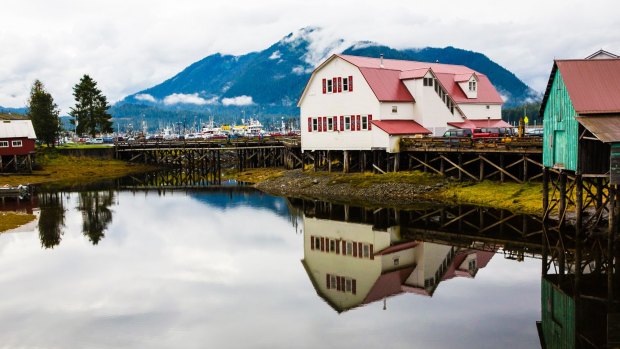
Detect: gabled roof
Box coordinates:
(454, 73, 476, 82)
(436, 73, 503, 104)
(448, 119, 512, 129)
(585, 49, 619, 60)
(541, 59, 620, 116)
(0, 120, 36, 139)
(372, 120, 432, 135)
(358, 67, 414, 102)
(337, 54, 503, 105)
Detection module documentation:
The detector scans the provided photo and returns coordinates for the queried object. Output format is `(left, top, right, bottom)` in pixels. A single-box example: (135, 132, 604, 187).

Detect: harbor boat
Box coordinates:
(0, 184, 31, 199)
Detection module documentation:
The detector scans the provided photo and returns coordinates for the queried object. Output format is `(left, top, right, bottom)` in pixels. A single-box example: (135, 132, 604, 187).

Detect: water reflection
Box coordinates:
(0, 185, 547, 348)
(77, 190, 115, 245)
(539, 225, 620, 348)
(38, 192, 65, 249)
(301, 215, 495, 312)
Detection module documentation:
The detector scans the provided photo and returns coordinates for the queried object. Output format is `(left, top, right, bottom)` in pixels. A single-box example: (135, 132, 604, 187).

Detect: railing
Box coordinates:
(401, 136, 543, 151)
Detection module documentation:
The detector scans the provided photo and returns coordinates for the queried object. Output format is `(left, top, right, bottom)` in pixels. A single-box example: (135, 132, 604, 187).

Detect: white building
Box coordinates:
(298, 54, 505, 153)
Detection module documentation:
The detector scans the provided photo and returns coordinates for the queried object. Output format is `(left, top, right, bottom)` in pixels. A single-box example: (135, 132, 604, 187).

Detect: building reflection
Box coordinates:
(301, 215, 494, 312)
(538, 226, 620, 348)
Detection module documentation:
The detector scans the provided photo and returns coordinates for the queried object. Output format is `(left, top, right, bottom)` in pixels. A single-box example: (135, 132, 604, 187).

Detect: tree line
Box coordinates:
(27, 75, 113, 146)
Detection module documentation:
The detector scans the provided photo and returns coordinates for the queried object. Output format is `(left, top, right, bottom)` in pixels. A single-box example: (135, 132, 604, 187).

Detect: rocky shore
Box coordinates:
(253, 169, 450, 208)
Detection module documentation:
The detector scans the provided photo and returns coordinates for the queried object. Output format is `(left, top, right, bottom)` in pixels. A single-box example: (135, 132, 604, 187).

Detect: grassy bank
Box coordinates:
(0, 212, 36, 233)
(0, 149, 157, 187)
(439, 180, 543, 216)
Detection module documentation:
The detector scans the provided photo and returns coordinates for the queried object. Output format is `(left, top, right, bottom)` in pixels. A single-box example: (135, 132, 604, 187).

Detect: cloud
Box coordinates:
(163, 93, 217, 106)
(135, 94, 157, 103)
(221, 95, 254, 106)
(291, 66, 305, 75)
(269, 50, 281, 60)
(1, 0, 619, 113)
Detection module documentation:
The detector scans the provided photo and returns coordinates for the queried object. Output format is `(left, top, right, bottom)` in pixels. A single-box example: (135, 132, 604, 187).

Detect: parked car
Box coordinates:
(443, 129, 472, 137)
(525, 128, 543, 137)
(472, 128, 500, 138)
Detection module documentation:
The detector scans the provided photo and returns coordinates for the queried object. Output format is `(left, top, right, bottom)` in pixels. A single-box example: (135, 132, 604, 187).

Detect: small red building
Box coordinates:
(0, 119, 37, 172)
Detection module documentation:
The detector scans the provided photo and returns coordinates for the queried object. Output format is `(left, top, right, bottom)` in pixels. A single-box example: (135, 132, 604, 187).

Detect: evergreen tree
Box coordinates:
(27, 80, 61, 147)
(69, 75, 113, 137)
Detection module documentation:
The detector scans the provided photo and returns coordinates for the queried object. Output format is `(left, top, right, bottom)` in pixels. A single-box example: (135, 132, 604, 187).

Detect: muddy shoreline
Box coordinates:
(253, 169, 451, 208)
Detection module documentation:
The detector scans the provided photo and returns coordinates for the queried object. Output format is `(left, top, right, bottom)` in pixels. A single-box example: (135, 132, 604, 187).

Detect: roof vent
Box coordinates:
(380, 54, 384, 68)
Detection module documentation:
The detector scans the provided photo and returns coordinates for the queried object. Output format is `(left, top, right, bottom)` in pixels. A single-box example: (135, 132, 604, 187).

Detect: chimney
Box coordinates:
(380, 54, 384, 68)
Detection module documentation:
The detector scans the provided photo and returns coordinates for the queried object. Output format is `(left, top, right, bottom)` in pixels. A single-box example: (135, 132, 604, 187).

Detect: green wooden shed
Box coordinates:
(541, 59, 620, 175)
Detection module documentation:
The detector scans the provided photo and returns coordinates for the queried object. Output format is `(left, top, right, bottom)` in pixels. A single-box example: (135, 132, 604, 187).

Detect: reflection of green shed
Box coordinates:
(541, 59, 620, 174)
(539, 275, 614, 349)
(539, 277, 575, 349)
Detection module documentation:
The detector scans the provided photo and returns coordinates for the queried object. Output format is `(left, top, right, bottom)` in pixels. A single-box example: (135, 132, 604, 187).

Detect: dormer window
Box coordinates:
(423, 77, 433, 86)
(469, 80, 477, 91)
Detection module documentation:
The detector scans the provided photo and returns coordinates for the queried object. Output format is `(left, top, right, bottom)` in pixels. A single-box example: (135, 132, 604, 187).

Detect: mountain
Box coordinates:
(112, 27, 538, 129)
(0, 106, 28, 115)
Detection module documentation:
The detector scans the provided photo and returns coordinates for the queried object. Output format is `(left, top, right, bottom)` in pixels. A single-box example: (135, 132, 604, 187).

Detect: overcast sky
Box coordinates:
(1, 0, 618, 113)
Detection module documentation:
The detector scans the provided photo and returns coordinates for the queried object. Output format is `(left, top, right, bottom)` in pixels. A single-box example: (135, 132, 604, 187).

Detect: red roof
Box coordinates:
(338, 54, 503, 105)
(448, 119, 512, 129)
(362, 266, 416, 305)
(436, 73, 503, 104)
(359, 67, 414, 102)
(556, 59, 620, 114)
(372, 120, 431, 135)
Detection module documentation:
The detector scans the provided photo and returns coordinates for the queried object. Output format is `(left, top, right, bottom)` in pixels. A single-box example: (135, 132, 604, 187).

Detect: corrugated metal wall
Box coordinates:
(541, 278, 576, 349)
(543, 70, 579, 171)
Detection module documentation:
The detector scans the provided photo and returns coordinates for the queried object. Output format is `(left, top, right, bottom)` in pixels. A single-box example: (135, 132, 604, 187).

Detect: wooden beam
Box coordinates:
(439, 155, 478, 181)
(480, 155, 523, 183)
(409, 155, 442, 175)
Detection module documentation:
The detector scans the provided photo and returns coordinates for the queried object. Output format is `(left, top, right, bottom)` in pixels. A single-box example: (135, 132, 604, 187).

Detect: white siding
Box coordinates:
(300, 57, 380, 151)
(457, 103, 502, 120)
(379, 102, 415, 120)
(404, 78, 466, 136)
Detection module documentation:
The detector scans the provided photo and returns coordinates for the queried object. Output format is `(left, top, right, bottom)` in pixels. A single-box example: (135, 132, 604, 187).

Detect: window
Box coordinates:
(330, 275, 337, 289)
(314, 236, 321, 250)
(343, 77, 349, 91)
(11, 140, 22, 147)
(391, 106, 397, 113)
(468, 259, 477, 271)
(312, 118, 318, 131)
(327, 79, 333, 93)
(344, 116, 351, 131)
(393, 257, 400, 266)
(0, 141, 8, 148)
(363, 244, 370, 258)
(346, 241, 353, 255)
(327, 117, 333, 131)
(329, 239, 336, 252)
(423, 77, 433, 86)
(345, 278, 352, 292)
(469, 80, 477, 91)
(361, 115, 368, 130)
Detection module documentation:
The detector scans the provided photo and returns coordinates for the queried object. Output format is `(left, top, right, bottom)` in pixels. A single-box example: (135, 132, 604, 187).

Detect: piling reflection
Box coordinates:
(291, 198, 620, 346)
(538, 225, 620, 348)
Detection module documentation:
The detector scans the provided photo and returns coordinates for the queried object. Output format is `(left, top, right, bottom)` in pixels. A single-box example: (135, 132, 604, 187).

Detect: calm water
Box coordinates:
(0, 186, 542, 348)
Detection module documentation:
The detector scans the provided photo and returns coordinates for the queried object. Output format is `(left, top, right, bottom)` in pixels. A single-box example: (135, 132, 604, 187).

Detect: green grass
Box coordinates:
(0, 212, 36, 233)
(0, 150, 157, 187)
(439, 180, 543, 215)
(324, 170, 442, 188)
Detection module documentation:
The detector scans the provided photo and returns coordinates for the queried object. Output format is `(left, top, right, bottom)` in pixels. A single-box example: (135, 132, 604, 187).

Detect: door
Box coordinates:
(553, 130, 566, 168)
